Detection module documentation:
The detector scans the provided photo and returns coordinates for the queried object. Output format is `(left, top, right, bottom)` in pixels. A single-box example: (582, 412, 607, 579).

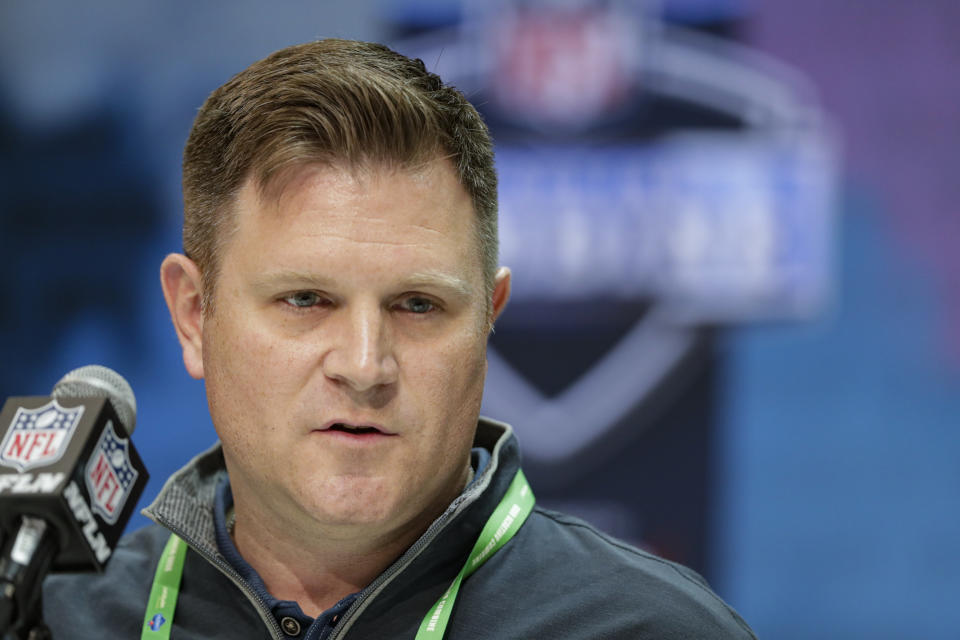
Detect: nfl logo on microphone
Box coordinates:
(0, 400, 84, 472)
(85, 422, 138, 525)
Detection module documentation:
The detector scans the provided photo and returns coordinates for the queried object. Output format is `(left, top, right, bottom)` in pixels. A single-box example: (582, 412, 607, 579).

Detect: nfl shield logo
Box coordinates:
(147, 613, 166, 630)
(0, 400, 84, 472)
(85, 421, 138, 524)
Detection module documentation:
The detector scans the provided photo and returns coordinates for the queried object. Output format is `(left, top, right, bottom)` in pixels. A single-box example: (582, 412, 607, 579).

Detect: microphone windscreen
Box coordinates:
(51, 366, 137, 436)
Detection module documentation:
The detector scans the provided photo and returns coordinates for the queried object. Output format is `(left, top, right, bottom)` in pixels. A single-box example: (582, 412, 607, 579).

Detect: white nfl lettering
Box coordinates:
(0, 472, 65, 494)
(63, 480, 112, 563)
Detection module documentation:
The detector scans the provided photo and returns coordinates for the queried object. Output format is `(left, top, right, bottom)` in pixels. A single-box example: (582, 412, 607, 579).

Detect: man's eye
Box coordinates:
(401, 297, 436, 314)
(283, 292, 324, 308)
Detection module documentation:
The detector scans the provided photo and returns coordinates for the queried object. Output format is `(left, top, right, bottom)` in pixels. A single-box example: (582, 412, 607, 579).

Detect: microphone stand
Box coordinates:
(0, 517, 55, 640)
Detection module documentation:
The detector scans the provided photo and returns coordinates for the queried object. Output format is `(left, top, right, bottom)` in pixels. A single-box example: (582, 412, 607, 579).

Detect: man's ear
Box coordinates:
(489, 266, 511, 327)
(160, 254, 206, 379)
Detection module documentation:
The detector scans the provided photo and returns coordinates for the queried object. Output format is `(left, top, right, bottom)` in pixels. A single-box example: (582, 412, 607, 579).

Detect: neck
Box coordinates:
(230, 463, 472, 617)
(232, 516, 408, 615)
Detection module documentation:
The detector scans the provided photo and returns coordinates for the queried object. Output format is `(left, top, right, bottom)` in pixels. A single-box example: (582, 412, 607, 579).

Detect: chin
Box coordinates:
(301, 481, 405, 527)
(313, 506, 394, 528)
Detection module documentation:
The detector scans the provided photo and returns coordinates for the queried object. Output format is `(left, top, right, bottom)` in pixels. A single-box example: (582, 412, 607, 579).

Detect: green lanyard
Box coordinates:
(141, 469, 535, 639)
(140, 531, 187, 638)
(414, 469, 534, 638)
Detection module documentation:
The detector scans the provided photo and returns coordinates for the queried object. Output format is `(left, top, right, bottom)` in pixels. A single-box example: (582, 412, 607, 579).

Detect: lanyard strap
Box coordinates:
(141, 469, 534, 640)
(415, 468, 535, 639)
(140, 531, 187, 638)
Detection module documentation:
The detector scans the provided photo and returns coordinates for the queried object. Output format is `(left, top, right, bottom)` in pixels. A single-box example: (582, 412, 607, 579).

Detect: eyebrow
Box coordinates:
(404, 270, 474, 297)
(251, 269, 475, 298)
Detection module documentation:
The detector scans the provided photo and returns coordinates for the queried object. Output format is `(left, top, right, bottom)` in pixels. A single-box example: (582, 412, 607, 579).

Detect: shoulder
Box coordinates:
(459, 507, 756, 639)
(526, 507, 720, 594)
(44, 523, 263, 639)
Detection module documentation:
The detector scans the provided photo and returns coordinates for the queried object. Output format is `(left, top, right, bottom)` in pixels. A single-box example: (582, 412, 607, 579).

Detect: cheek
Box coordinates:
(203, 318, 292, 432)
(207, 312, 304, 382)
(409, 333, 488, 417)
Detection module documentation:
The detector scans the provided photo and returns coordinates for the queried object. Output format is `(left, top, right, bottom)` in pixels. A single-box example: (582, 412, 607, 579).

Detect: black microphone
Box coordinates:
(0, 366, 149, 637)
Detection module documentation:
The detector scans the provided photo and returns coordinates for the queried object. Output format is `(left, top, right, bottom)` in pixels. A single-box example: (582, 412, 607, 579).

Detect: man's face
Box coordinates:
(197, 159, 505, 541)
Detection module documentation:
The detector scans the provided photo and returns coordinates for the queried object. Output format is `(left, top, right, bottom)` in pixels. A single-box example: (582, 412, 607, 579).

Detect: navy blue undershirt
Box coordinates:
(213, 448, 490, 639)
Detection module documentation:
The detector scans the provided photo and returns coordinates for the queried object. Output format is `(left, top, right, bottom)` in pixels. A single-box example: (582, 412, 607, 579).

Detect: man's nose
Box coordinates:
(322, 303, 399, 392)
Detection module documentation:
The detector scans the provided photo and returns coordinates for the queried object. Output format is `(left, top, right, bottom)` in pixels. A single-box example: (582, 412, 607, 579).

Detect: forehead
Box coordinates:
(222, 158, 483, 285)
(262, 159, 462, 225)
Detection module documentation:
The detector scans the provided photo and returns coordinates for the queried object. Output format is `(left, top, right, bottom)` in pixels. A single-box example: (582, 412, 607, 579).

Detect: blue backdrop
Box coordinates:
(1, 1, 958, 638)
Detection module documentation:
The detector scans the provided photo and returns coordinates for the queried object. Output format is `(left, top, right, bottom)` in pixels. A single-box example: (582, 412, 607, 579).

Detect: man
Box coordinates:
(44, 40, 755, 639)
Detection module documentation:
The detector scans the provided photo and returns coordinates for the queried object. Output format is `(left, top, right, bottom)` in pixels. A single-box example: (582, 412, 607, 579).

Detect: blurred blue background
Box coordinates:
(1, 1, 958, 638)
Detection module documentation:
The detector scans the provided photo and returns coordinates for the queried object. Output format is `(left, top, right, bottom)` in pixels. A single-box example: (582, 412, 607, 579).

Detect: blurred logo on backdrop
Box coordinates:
(402, 0, 837, 464)
(489, 4, 640, 130)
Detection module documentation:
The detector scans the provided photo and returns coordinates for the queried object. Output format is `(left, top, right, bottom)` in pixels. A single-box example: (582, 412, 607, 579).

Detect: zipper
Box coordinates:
(151, 514, 286, 640)
(329, 446, 502, 639)
(153, 496, 481, 640)
(328, 507, 455, 639)
(156, 503, 474, 640)
(143, 421, 512, 640)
